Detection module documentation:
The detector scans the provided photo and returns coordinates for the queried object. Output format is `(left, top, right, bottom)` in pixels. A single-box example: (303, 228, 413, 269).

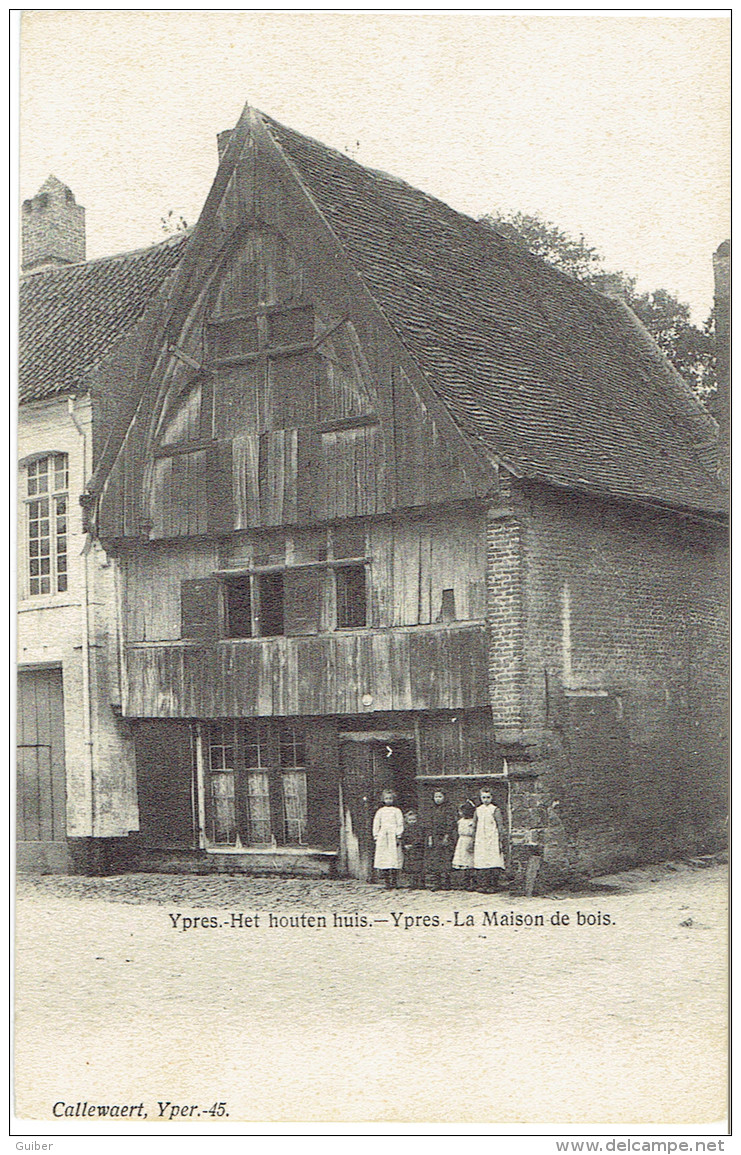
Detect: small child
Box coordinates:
(452, 800, 476, 889)
(425, 788, 456, 890)
(372, 788, 404, 889)
(401, 810, 426, 889)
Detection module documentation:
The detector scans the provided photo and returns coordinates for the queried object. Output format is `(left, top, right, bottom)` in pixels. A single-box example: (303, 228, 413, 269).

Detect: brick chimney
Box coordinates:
(712, 241, 730, 399)
(709, 240, 730, 482)
(21, 175, 85, 271)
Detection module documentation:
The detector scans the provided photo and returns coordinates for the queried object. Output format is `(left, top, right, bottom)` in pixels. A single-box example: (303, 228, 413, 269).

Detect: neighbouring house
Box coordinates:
(17, 175, 185, 871)
(709, 239, 730, 484)
(20, 107, 729, 885)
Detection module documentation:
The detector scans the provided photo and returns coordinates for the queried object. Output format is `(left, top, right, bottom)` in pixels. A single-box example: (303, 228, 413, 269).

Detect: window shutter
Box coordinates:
(181, 577, 221, 641)
(134, 721, 197, 848)
(283, 568, 322, 636)
(206, 440, 235, 535)
(270, 352, 318, 429)
(305, 722, 339, 848)
(336, 564, 367, 628)
(305, 767, 339, 848)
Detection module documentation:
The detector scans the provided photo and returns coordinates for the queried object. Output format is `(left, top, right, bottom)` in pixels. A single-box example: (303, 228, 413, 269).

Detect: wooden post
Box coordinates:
(194, 722, 207, 849)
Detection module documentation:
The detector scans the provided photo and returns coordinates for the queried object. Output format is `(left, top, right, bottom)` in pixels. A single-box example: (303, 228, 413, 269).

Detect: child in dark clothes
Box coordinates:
(401, 809, 426, 889)
(425, 789, 457, 890)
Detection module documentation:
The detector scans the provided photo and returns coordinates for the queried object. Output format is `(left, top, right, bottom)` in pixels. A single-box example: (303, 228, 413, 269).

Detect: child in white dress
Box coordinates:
(452, 800, 476, 889)
(372, 788, 404, 889)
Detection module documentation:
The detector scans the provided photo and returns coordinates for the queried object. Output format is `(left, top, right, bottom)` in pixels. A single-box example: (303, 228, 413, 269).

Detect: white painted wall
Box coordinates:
(17, 394, 139, 838)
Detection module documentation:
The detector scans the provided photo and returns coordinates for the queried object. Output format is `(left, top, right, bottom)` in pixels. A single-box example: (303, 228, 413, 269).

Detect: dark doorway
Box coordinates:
(418, 778, 508, 832)
(372, 739, 417, 812)
(339, 735, 419, 879)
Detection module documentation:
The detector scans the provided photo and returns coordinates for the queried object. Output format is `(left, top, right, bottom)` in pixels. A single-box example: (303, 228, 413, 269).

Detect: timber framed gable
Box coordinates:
(91, 106, 498, 548)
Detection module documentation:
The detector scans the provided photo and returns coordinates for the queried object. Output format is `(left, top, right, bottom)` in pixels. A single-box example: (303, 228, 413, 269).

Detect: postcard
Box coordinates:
(14, 11, 729, 1138)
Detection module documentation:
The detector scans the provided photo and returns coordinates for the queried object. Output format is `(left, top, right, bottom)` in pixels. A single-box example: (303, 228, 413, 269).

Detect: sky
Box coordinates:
(19, 11, 729, 322)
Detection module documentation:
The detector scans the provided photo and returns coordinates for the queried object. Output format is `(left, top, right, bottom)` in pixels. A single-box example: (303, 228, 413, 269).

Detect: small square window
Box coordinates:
(267, 306, 314, 348)
(243, 722, 266, 769)
(258, 572, 284, 636)
(224, 576, 253, 639)
(332, 525, 366, 560)
(208, 318, 260, 362)
(336, 564, 367, 629)
(252, 532, 286, 567)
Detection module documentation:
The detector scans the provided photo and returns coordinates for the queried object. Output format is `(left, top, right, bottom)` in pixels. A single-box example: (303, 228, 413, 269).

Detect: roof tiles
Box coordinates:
(262, 115, 726, 515)
(19, 234, 186, 403)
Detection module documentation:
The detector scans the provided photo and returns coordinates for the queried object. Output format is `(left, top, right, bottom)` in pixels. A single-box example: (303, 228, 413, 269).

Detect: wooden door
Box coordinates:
(339, 740, 374, 880)
(16, 668, 67, 844)
(134, 721, 196, 848)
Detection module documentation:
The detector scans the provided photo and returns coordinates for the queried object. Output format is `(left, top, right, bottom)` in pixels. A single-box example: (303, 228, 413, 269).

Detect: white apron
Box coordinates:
(473, 803, 505, 869)
(452, 817, 475, 868)
(373, 805, 404, 869)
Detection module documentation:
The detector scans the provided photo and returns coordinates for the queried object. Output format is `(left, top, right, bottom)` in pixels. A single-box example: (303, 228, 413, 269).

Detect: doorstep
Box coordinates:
(133, 846, 338, 877)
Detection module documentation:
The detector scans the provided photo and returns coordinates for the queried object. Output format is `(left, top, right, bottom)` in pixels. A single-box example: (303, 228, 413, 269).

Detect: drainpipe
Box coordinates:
(561, 580, 572, 690)
(68, 396, 95, 837)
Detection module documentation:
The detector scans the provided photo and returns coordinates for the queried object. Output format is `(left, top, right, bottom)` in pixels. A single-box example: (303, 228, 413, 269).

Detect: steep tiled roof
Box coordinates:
(23, 115, 725, 518)
(19, 234, 186, 403)
(261, 114, 726, 516)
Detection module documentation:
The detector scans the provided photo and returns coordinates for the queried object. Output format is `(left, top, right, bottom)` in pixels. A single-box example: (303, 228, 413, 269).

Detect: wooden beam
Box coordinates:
(318, 415, 379, 434)
(215, 557, 370, 576)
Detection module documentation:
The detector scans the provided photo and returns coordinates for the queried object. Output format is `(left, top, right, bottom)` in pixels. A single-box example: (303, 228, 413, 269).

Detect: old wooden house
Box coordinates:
(30, 106, 727, 883)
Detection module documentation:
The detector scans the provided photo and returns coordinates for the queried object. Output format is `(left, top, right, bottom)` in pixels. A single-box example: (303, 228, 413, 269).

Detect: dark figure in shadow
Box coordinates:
(401, 809, 426, 889)
(425, 789, 457, 890)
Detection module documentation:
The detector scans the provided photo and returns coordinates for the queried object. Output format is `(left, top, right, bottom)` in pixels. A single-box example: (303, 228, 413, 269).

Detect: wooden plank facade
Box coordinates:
(123, 625, 488, 717)
(88, 127, 508, 876)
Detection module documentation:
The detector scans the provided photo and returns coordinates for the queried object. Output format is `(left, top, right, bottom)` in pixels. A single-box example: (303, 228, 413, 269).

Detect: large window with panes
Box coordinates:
(23, 454, 69, 596)
(203, 721, 309, 848)
(181, 526, 368, 642)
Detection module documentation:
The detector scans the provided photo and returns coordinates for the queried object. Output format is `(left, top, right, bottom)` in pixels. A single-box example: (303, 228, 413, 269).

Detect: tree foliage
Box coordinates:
(161, 210, 189, 236)
(480, 211, 717, 404)
(629, 290, 716, 401)
(481, 211, 605, 283)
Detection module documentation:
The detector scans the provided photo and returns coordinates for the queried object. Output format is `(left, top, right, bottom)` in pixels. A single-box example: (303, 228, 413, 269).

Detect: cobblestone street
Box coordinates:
(14, 862, 727, 1126)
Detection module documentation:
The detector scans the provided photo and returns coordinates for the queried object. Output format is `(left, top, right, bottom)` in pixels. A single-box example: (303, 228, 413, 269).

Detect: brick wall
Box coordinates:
(486, 506, 525, 736)
(488, 478, 728, 875)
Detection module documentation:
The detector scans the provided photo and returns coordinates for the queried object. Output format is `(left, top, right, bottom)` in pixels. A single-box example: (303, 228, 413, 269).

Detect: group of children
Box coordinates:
(372, 787, 506, 892)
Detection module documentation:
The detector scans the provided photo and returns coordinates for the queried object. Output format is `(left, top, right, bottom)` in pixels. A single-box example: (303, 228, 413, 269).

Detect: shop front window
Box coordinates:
(243, 726, 272, 845)
(280, 726, 308, 845)
(203, 722, 310, 848)
(207, 723, 238, 845)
